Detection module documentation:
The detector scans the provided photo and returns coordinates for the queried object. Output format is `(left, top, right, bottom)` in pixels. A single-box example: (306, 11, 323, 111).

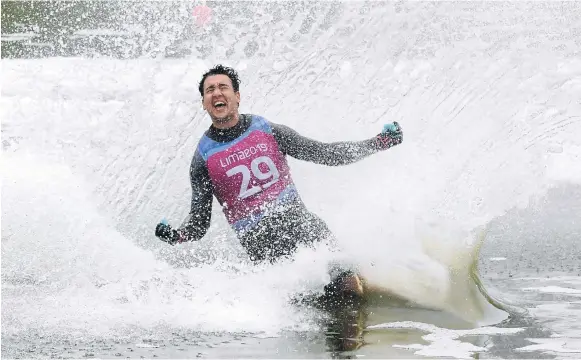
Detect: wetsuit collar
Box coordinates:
(207, 114, 251, 143)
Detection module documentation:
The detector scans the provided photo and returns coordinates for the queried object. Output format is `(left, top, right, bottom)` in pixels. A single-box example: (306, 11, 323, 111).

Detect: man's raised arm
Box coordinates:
(270, 122, 402, 166)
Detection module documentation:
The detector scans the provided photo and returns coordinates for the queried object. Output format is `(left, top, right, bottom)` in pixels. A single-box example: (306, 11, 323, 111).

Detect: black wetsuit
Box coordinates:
(178, 114, 381, 263)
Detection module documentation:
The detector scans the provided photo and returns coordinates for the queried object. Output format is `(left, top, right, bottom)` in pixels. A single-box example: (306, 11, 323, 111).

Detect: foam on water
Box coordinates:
(523, 286, 581, 295)
(368, 321, 524, 359)
(2, 0, 581, 353)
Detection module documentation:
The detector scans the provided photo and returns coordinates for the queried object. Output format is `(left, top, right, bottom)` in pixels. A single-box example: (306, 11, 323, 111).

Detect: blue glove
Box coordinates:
(155, 218, 180, 245)
(375, 122, 403, 150)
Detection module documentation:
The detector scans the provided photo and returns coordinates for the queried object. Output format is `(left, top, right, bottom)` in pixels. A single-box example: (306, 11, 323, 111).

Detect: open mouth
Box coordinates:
(213, 101, 226, 110)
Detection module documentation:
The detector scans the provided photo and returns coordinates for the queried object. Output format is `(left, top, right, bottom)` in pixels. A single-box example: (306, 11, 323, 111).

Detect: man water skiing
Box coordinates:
(155, 64, 403, 299)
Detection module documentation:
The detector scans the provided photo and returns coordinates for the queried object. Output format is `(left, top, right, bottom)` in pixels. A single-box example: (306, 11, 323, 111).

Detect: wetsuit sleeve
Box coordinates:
(270, 122, 380, 166)
(177, 149, 213, 241)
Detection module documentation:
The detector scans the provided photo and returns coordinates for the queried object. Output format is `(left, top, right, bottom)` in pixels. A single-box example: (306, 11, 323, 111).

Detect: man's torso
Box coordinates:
(197, 114, 300, 232)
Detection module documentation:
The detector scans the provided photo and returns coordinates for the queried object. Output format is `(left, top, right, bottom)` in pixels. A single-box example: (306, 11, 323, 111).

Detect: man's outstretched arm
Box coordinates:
(178, 150, 213, 241)
(155, 150, 213, 245)
(270, 122, 402, 166)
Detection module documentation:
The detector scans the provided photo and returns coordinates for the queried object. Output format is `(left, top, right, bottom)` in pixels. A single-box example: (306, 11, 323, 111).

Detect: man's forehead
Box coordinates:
(204, 74, 232, 88)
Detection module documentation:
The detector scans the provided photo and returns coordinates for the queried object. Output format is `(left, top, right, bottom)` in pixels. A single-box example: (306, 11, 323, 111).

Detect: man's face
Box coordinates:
(202, 74, 240, 124)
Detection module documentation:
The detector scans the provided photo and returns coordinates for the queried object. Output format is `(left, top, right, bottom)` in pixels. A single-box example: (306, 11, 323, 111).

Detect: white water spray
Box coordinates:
(2, 1, 580, 343)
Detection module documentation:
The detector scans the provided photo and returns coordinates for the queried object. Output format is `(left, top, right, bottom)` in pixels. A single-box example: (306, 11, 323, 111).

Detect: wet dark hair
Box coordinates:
(198, 64, 241, 96)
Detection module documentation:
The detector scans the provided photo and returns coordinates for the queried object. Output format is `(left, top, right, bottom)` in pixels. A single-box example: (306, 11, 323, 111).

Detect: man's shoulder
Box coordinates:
(192, 125, 217, 164)
(236, 114, 276, 135)
(195, 128, 212, 146)
(245, 113, 268, 123)
(246, 113, 282, 132)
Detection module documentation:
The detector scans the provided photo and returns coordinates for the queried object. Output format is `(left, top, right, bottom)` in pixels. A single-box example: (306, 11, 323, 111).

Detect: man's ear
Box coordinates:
(236, 91, 241, 104)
